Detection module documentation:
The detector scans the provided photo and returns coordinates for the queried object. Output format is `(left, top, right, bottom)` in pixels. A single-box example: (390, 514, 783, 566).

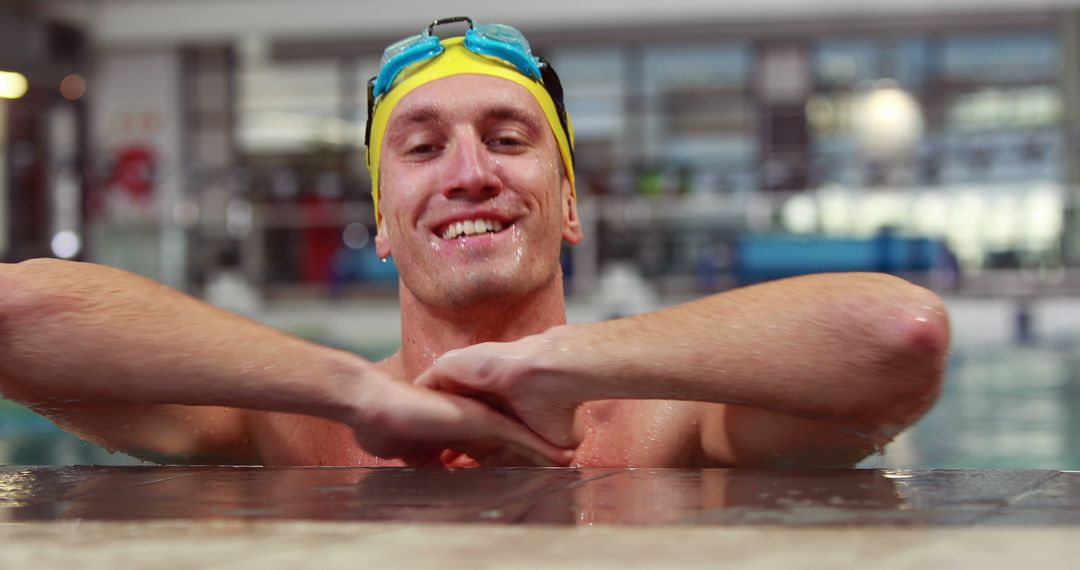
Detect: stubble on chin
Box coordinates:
(433, 261, 544, 308)
(409, 254, 560, 313)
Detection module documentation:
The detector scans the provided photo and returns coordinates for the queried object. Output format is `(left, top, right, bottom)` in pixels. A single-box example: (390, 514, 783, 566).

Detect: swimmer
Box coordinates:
(0, 17, 949, 468)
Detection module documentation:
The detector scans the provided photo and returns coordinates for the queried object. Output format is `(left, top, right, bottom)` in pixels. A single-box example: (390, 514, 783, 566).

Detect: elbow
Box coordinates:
(796, 274, 950, 433)
(890, 280, 950, 377)
(862, 276, 951, 419)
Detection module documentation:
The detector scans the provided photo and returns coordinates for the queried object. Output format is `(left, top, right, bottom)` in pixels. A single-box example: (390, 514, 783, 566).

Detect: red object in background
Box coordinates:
(110, 145, 156, 200)
(299, 193, 340, 284)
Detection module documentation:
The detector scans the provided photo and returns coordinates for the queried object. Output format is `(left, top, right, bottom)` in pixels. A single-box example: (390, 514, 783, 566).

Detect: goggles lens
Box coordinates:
(372, 32, 443, 98)
(372, 17, 544, 99)
(464, 23, 542, 82)
(380, 33, 427, 68)
(473, 22, 530, 47)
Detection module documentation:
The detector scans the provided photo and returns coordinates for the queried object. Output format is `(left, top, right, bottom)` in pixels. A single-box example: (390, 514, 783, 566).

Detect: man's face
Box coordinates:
(375, 74, 582, 310)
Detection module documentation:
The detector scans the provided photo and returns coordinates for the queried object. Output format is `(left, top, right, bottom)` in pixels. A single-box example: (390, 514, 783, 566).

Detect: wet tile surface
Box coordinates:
(0, 466, 1077, 526)
(1, 468, 1079, 569)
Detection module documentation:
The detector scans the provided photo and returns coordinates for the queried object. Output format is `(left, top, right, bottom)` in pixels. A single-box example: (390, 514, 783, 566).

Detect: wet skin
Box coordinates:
(373, 74, 578, 317)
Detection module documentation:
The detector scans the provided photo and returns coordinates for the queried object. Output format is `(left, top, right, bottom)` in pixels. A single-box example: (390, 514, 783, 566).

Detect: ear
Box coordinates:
(561, 177, 583, 245)
(375, 219, 392, 259)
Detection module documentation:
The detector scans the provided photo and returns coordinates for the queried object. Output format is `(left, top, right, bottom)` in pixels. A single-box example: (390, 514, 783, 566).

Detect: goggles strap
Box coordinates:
(538, 57, 574, 167)
(427, 16, 473, 35)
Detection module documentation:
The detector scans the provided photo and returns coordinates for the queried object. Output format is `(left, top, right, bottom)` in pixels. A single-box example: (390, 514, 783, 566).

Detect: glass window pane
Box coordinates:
(942, 33, 1059, 84)
(893, 37, 932, 88)
(640, 43, 752, 167)
(642, 43, 749, 94)
(549, 47, 626, 139)
(238, 61, 343, 153)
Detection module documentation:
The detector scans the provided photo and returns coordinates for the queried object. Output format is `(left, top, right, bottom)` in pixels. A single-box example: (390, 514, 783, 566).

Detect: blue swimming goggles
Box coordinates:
(364, 16, 572, 164)
(371, 16, 543, 98)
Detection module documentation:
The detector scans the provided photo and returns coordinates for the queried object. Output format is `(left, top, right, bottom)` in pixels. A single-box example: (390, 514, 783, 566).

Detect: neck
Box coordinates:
(397, 276, 568, 382)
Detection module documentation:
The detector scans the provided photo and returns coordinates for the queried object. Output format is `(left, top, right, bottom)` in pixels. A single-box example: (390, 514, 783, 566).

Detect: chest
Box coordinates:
(571, 400, 703, 467)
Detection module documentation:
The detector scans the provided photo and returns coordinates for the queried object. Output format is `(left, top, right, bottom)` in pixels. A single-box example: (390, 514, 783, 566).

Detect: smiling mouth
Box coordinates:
(437, 218, 510, 240)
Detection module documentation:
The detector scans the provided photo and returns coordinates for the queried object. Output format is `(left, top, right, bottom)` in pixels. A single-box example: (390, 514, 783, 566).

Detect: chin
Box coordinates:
(415, 265, 556, 311)
(451, 270, 538, 306)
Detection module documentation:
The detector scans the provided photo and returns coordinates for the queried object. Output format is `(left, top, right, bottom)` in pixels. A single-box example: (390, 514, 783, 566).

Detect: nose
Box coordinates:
(440, 131, 502, 202)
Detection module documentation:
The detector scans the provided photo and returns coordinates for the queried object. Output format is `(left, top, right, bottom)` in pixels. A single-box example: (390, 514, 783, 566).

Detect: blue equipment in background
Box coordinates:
(734, 231, 951, 285)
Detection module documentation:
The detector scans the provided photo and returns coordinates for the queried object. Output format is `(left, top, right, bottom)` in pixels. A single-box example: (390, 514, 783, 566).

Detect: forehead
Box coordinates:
(385, 74, 547, 132)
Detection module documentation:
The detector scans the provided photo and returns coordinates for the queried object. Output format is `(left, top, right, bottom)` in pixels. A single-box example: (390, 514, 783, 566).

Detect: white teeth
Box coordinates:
(440, 218, 506, 239)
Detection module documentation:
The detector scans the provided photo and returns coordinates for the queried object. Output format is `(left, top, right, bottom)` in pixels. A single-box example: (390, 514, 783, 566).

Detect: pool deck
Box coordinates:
(1, 466, 1078, 568)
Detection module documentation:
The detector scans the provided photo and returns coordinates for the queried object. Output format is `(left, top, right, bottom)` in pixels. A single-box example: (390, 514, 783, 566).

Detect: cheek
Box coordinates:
(508, 154, 563, 207)
(379, 167, 423, 227)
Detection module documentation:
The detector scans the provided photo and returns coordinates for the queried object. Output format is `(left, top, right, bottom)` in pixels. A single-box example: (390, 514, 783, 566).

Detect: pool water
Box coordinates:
(865, 340, 1080, 470)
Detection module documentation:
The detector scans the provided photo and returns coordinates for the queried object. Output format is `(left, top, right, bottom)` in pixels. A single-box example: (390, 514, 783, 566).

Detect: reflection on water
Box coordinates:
(3, 342, 1080, 468)
(867, 340, 1080, 469)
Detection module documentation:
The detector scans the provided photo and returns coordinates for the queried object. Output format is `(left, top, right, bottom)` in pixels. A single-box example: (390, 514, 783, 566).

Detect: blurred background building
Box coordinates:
(3, 0, 1080, 467)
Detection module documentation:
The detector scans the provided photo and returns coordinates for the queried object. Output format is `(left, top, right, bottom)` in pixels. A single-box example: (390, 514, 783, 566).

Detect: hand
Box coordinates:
(414, 334, 584, 449)
(351, 370, 573, 467)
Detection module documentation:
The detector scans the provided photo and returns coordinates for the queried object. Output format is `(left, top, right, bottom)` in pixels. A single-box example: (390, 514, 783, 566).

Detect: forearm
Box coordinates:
(538, 273, 949, 421)
(0, 259, 370, 424)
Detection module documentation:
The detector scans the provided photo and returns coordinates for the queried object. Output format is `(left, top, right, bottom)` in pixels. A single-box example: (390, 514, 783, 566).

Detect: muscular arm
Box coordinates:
(0, 259, 374, 463)
(420, 273, 950, 467)
(0, 259, 569, 466)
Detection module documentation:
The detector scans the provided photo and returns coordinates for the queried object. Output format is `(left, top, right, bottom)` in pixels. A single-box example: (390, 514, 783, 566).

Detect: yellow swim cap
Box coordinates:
(366, 36, 575, 227)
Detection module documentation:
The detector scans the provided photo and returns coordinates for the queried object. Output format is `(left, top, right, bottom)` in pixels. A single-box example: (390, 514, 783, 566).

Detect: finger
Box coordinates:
(441, 348, 462, 360)
(439, 449, 464, 464)
(418, 370, 519, 420)
(413, 368, 440, 390)
(520, 404, 580, 449)
(415, 349, 492, 392)
(414, 367, 473, 394)
(455, 402, 575, 466)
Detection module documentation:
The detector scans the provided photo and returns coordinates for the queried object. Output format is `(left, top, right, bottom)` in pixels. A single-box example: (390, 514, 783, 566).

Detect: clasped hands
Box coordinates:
(350, 329, 586, 467)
